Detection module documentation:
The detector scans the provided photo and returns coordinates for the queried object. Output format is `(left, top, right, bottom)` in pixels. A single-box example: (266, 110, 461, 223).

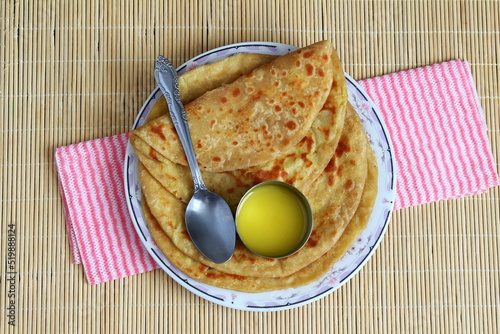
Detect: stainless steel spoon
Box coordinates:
(154, 56, 236, 264)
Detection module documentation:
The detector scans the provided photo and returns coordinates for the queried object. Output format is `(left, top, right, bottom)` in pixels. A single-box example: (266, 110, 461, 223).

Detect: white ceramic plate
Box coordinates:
(124, 42, 396, 311)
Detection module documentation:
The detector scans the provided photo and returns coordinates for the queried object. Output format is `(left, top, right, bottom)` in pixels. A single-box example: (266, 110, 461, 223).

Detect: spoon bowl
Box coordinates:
(186, 189, 236, 263)
(154, 55, 236, 263)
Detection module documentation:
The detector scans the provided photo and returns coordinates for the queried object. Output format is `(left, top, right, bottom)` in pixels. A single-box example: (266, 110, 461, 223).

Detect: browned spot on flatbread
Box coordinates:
(150, 221, 163, 233)
(300, 135, 314, 151)
(295, 60, 301, 67)
(336, 165, 343, 177)
(220, 96, 228, 103)
(165, 173, 177, 182)
(324, 157, 337, 173)
(285, 121, 297, 130)
(303, 51, 314, 58)
(321, 127, 330, 138)
(252, 90, 264, 101)
(325, 157, 339, 185)
(305, 63, 314, 76)
(195, 264, 208, 273)
(251, 162, 291, 183)
(253, 166, 280, 182)
(318, 69, 325, 77)
(181, 230, 190, 240)
(150, 123, 166, 140)
(306, 231, 319, 247)
(148, 147, 158, 160)
(232, 88, 240, 97)
(335, 140, 350, 157)
(328, 174, 336, 186)
(301, 153, 313, 167)
(209, 119, 216, 129)
(274, 105, 282, 112)
(344, 179, 354, 190)
(298, 101, 305, 108)
(213, 156, 221, 162)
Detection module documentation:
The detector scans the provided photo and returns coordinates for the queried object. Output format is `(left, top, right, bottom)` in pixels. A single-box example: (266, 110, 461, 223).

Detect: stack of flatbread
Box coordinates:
(130, 41, 378, 293)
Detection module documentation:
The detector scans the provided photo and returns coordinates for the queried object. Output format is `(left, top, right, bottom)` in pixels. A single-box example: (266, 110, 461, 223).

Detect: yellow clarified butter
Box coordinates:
(235, 183, 311, 258)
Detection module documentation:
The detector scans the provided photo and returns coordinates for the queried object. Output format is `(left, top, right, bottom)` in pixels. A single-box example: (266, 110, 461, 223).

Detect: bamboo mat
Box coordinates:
(1, 0, 499, 333)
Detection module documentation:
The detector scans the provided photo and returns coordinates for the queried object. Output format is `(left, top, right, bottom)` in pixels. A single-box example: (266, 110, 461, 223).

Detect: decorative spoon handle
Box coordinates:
(154, 56, 206, 191)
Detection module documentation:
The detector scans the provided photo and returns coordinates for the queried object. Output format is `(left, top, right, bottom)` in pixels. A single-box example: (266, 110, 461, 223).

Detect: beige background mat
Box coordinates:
(1, 0, 499, 333)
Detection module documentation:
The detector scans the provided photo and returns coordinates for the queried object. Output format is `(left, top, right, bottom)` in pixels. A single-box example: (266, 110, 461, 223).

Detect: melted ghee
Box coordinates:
(235, 183, 310, 258)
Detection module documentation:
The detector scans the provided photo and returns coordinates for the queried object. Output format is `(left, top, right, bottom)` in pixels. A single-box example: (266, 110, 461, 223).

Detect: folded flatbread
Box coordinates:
(131, 43, 347, 207)
(130, 75, 347, 207)
(131, 40, 337, 171)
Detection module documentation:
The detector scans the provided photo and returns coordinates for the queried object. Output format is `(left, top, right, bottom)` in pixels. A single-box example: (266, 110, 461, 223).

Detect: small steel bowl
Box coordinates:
(235, 181, 313, 259)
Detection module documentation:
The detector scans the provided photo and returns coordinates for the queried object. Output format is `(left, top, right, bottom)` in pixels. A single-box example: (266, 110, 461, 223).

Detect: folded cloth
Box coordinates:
(56, 133, 158, 284)
(359, 60, 499, 209)
(55, 60, 499, 284)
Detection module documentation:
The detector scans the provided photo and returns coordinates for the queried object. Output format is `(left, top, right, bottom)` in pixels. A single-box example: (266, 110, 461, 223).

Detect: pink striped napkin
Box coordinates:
(359, 60, 499, 209)
(56, 133, 158, 284)
(56, 60, 499, 285)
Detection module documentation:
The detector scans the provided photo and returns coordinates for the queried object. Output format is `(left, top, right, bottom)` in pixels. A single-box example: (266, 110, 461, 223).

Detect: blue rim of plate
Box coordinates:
(124, 42, 397, 311)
